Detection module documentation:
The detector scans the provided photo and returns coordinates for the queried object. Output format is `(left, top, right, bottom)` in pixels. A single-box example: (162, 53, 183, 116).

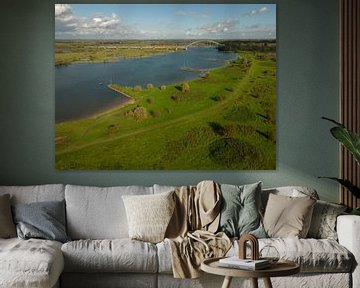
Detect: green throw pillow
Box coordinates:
(218, 182, 266, 238)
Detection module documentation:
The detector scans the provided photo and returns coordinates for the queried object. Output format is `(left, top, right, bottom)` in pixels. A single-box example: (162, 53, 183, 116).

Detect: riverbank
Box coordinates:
(92, 85, 136, 118)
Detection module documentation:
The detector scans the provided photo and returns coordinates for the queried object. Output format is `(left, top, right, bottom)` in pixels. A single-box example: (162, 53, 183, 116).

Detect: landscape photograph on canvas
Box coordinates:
(55, 4, 276, 170)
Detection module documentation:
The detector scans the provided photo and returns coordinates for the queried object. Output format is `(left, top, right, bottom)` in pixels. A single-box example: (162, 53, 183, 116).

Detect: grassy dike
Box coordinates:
(55, 51, 276, 170)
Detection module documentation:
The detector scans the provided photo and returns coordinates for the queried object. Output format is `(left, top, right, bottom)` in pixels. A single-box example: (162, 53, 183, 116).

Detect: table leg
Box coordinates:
(221, 276, 233, 288)
(263, 277, 273, 288)
(251, 278, 258, 288)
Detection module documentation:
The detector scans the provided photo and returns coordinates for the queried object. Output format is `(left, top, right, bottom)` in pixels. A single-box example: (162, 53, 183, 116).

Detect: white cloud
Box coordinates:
(93, 18, 102, 23)
(88, 14, 120, 30)
(55, 4, 78, 34)
(55, 4, 72, 17)
(199, 19, 238, 35)
(55, 6, 138, 39)
(246, 6, 269, 16)
(185, 28, 203, 37)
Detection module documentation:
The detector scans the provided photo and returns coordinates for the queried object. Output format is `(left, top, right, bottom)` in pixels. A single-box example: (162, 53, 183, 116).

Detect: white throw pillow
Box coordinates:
(122, 191, 175, 243)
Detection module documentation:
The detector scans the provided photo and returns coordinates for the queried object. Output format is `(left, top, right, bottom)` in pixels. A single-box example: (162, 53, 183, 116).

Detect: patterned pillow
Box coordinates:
(218, 182, 266, 238)
(122, 191, 175, 243)
(307, 200, 347, 240)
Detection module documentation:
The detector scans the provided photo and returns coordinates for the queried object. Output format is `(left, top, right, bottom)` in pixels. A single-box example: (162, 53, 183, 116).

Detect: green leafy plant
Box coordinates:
(319, 117, 360, 199)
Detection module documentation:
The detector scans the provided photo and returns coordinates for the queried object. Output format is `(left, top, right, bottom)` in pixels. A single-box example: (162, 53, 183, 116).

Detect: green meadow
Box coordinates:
(55, 51, 276, 170)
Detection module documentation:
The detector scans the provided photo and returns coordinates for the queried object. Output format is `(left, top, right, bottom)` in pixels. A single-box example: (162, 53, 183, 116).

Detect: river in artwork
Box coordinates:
(55, 47, 236, 123)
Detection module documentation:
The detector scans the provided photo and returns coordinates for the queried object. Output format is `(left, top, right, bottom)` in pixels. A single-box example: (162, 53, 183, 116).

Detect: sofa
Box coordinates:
(0, 183, 359, 288)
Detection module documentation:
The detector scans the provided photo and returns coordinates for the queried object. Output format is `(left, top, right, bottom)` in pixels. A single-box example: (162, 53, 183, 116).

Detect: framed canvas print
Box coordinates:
(55, 4, 276, 170)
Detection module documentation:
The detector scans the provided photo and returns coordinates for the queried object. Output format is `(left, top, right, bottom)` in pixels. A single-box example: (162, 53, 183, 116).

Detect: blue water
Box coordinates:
(55, 48, 236, 123)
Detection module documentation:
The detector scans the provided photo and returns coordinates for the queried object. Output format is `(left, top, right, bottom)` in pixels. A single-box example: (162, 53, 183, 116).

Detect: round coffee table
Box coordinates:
(201, 257, 300, 288)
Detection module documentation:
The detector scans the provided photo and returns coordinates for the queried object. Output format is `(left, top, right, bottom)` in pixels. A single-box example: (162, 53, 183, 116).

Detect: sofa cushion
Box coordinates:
(218, 182, 266, 238)
(0, 238, 64, 288)
(158, 237, 353, 274)
(61, 239, 158, 273)
(0, 184, 65, 204)
(234, 238, 353, 273)
(0, 194, 16, 238)
(12, 200, 70, 243)
(122, 191, 175, 243)
(61, 273, 157, 288)
(65, 185, 153, 239)
(153, 184, 176, 194)
(260, 238, 353, 273)
(261, 186, 319, 213)
(307, 200, 347, 240)
(263, 194, 316, 238)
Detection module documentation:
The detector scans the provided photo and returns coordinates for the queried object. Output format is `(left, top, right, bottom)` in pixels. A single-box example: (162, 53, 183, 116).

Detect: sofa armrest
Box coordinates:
(337, 215, 360, 288)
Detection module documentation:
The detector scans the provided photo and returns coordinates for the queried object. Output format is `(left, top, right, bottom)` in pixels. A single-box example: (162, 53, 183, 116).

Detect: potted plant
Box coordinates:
(320, 117, 360, 215)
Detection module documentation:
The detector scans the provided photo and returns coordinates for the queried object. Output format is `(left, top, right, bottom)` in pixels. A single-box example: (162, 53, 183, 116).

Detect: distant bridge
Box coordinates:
(184, 40, 224, 50)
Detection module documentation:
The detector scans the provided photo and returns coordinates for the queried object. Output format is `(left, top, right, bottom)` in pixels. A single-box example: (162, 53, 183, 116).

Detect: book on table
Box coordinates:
(218, 257, 271, 270)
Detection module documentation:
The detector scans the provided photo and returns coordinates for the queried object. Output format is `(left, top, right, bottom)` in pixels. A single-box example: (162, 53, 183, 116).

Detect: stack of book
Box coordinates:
(218, 257, 271, 270)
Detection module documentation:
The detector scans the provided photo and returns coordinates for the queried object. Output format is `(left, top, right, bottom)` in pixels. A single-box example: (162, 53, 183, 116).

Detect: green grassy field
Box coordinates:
(55, 51, 276, 170)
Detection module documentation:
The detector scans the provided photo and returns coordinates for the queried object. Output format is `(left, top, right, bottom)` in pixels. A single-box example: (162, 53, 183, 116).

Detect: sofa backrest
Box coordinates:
(0, 184, 65, 204)
(153, 184, 176, 194)
(65, 184, 153, 240)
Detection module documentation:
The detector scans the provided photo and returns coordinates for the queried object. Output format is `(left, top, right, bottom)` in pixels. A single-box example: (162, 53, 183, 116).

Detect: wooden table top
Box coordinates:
(201, 257, 300, 278)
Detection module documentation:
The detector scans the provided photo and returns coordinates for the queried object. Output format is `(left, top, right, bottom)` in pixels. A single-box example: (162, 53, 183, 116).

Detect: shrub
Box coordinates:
(150, 110, 161, 118)
(124, 105, 147, 121)
(171, 93, 188, 102)
(133, 85, 142, 92)
(181, 82, 190, 92)
(211, 95, 226, 102)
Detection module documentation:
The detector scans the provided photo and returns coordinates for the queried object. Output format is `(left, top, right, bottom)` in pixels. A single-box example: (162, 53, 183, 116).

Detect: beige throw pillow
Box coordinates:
(0, 194, 17, 238)
(122, 191, 175, 243)
(263, 193, 316, 238)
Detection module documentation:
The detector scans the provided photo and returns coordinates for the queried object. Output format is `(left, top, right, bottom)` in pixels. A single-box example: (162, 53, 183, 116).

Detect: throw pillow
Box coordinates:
(263, 193, 316, 238)
(122, 191, 175, 243)
(307, 200, 347, 240)
(0, 194, 16, 238)
(218, 182, 266, 238)
(12, 200, 70, 243)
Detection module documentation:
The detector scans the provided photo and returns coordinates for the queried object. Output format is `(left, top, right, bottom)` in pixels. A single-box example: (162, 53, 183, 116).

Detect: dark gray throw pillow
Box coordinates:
(0, 194, 17, 238)
(12, 200, 70, 243)
(218, 182, 266, 238)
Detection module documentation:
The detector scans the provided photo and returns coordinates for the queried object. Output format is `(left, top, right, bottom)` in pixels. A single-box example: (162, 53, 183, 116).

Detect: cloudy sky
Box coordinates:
(55, 4, 276, 40)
